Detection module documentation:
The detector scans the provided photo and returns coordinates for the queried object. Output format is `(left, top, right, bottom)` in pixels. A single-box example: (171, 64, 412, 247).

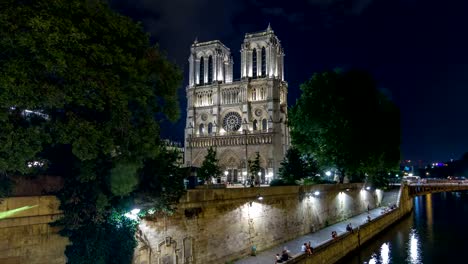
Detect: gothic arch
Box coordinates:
(252, 48, 257, 77)
(208, 55, 213, 84)
(199, 57, 204, 85)
(218, 149, 241, 167)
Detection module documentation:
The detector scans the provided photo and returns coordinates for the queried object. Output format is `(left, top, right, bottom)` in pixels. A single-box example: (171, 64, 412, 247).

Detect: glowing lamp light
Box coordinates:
(314, 191, 320, 196)
(325, 171, 332, 176)
(224, 171, 228, 176)
(257, 172, 261, 176)
(124, 208, 141, 220)
(366, 186, 371, 191)
(257, 195, 263, 201)
(131, 209, 141, 215)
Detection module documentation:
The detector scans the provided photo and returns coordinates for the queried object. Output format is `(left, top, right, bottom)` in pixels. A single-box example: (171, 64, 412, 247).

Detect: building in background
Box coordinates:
(184, 25, 290, 183)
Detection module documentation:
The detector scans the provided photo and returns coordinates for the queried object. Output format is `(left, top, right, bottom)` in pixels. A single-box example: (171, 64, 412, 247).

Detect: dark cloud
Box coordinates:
(110, 0, 246, 67)
(307, 0, 374, 15)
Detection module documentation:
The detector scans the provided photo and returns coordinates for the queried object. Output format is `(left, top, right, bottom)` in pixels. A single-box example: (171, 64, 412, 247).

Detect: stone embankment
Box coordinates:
(0, 183, 412, 264)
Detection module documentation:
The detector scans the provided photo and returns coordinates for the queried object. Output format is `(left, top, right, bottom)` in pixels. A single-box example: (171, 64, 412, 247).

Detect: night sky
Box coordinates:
(110, 0, 468, 164)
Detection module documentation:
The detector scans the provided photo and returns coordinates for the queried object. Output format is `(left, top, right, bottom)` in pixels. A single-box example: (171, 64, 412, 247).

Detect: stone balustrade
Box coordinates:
(187, 131, 273, 148)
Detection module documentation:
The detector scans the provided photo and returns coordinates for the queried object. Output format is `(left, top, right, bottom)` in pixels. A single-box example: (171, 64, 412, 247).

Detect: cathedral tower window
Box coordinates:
(262, 118, 267, 130)
(208, 55, 213, 84)
(252, 48, 257, 78)
(199, 57, 204, 85)
(253, 120, 258, 131)
(252, 88, 256, 101)
(208, 122, 213, 134)
(261, 47, 266, 77)
(199, 123, 204, 135)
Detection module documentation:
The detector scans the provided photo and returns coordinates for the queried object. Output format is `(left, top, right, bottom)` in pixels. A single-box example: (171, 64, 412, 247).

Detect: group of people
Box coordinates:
(274, 242, 314, 263)
(301, 241, 313, 256)
(275, 248, 292, 263)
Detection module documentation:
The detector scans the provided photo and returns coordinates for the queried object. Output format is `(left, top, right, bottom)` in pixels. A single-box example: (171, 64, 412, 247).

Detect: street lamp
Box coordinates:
(224, 170, 228, 184)
(242, 118, 249, 184)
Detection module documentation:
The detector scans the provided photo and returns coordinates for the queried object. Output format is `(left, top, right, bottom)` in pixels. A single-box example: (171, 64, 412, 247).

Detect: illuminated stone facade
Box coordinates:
(184, 25, 289, 182)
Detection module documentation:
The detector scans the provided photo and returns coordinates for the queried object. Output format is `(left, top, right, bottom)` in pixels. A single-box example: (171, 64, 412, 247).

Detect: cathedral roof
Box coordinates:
(244, 24, 275, 38)
(192, 39, 230, 51)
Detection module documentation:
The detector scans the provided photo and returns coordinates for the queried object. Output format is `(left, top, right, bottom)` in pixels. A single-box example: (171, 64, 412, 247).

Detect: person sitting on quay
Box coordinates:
(367, 215, 372, 222)
(275, 253, 282, 263)
(346, 223, 354, 233)
(280, 249, 292, 262)
(331, 230, 338, 239)
(306, 241, 313, 256)
(301, 242, 307, 253)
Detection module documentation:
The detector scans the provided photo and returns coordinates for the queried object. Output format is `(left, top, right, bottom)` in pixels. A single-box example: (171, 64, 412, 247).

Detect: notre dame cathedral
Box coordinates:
(184, 25, 289, 183)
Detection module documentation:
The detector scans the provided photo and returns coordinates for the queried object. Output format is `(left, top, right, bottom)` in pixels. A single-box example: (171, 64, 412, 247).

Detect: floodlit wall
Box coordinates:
(133, 183, 383, 264)
(0, 196, 68, 264)
(0, 185, 410, 264)
(288, 185, 413, 264)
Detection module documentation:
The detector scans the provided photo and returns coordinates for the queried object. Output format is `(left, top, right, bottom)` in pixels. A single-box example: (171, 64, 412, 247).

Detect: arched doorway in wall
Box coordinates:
(260, 167, 266, 184)
(226, 168, 239, 184)
(221, 156, 240, 184)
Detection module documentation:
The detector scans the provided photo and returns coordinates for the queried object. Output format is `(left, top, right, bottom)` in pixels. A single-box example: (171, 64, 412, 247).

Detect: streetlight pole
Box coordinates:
(243, 119, 249, 186)
(188, 122, 194, 168)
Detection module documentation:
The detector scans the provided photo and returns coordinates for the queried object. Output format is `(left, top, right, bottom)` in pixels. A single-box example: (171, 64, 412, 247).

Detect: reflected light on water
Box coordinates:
(368, 253, 377, 264)
(380, 243, 390, 264)
(408, 229, 422, 264)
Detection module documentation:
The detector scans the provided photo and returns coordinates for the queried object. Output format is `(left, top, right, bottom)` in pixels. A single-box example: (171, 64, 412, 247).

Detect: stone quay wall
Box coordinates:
(288, 184, 414, 264)
(133, 183, 385, 264)
(0, 196, 68, 264)
(0, 184, 405, 264)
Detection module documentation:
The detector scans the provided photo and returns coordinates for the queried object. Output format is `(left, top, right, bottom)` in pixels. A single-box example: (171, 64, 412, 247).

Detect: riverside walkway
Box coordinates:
(235, 207, 386, 264)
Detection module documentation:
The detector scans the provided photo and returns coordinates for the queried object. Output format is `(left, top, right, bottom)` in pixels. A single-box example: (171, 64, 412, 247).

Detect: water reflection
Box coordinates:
(380, 243, 390, 264)
(364, 242, 390, 264)
(340, 192, 468, 264)
(407, 229, 421, 264)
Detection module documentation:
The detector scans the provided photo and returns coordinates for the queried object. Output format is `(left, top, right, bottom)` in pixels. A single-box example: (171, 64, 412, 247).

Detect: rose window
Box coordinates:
(223, 112, 242, 131)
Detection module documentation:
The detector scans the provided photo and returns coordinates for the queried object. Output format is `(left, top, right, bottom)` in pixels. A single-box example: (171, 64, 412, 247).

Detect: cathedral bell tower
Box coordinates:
(184, 25, 289, 184)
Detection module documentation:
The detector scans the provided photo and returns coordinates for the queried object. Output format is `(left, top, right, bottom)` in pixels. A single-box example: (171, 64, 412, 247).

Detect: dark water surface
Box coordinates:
(339, 191, 468, 264)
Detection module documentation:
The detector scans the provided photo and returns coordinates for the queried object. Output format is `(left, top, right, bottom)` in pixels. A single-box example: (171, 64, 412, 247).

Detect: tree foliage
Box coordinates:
(249, 152, 261, 185)
(0, 0, 183, 262)
(197, 147, 221, 183)
(279, 147, 318, 185)
(289, 69, 400, 187)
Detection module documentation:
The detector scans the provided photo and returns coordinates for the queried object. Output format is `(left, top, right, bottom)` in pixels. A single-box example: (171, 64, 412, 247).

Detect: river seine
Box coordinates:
(339, 191, 468, 264)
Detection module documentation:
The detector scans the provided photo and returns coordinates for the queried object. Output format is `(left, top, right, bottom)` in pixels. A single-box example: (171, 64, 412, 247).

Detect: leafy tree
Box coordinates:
(197, 147, 221, 184)
(137, 145, 186, 213)
(289, 69, 400, 187)
(249, 152, 261, 186)
(279, 147, 319, 185)
(279, 147, 303, 185)
(0, 0, 182, 262)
